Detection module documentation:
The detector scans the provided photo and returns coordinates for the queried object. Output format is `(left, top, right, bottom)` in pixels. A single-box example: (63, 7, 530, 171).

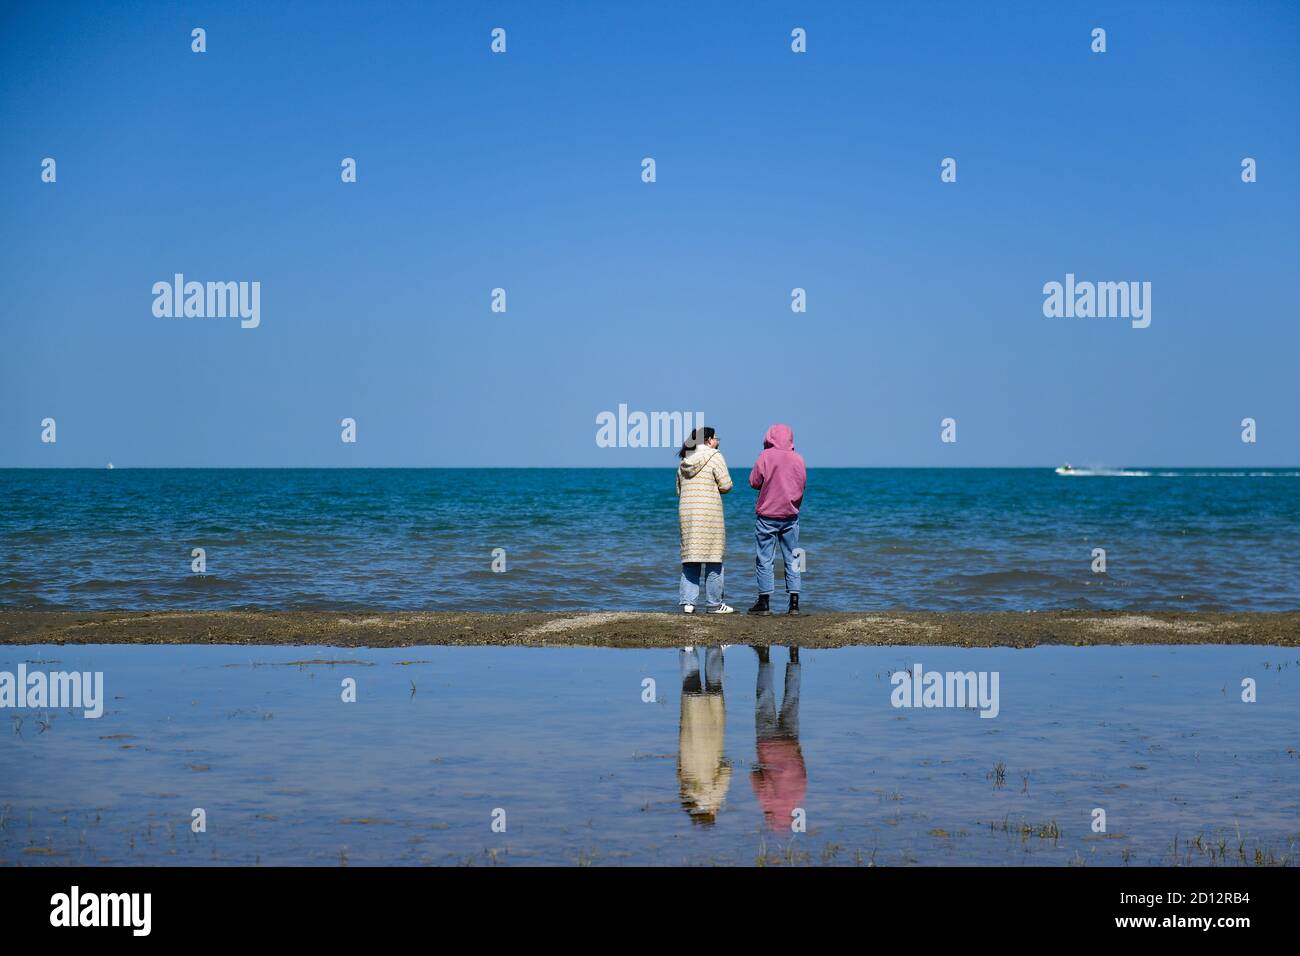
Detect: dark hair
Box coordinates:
(679, 426, 716, 459)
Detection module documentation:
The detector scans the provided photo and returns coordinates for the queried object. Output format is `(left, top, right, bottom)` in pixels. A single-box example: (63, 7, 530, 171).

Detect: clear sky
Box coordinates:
(2, 1, 1298, 467)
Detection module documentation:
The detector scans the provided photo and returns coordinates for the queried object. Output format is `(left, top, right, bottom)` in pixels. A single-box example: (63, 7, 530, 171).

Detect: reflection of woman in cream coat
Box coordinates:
(678, 646, 732, 825)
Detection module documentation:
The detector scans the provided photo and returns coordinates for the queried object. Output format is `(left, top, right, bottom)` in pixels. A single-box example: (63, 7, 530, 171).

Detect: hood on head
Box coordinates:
(679, 446, 715, 479)
(763, 424, 794, 451)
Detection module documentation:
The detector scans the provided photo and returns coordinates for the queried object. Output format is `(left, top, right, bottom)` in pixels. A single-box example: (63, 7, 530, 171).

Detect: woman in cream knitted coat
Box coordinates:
(676, 427, 734, 613)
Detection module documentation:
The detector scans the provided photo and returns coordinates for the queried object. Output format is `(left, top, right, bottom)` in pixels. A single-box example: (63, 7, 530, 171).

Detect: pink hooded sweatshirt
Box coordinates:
(748, 424, 806, 519)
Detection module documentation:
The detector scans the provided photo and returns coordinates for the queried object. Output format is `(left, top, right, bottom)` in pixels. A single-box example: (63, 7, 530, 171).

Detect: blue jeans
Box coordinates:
(680, 562, 724, 607)
(681, 646, 725, 693)
(755, 515, 800, 595)
(756, 658, 801, 740)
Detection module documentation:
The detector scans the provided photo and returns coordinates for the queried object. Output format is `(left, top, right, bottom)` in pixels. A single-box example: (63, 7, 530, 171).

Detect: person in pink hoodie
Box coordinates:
(747, 424, 807, 615)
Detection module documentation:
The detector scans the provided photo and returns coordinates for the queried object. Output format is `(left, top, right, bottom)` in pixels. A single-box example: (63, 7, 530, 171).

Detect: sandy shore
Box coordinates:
(0, 609, 1297, 648)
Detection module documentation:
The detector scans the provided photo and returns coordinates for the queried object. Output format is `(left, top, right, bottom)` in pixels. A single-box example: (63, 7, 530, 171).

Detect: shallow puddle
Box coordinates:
(2, 643, 1297, 866)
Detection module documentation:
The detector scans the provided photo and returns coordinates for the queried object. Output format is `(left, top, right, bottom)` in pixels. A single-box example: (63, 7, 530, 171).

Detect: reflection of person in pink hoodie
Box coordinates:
(750, 646, 806, 832)
(746, 424, 807, 616)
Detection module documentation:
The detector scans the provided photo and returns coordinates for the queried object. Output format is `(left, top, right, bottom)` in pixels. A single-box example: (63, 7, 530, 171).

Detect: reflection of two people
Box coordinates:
(677, 646, 807, 830)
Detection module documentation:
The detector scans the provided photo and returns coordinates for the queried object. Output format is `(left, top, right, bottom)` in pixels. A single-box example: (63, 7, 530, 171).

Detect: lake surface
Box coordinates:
(3, 643, 1297, 866)
(3, 467, 1300, 612)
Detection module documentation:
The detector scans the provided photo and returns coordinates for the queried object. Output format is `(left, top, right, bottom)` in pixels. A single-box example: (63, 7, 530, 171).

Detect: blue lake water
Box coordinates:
(2, 467, 1300, 611)
(2, 643, 1297, 866)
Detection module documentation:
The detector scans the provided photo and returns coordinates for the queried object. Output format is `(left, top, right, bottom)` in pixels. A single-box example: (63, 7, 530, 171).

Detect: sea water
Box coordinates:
(2, 643, 1296, 867)
(2, 467, 1298, 612)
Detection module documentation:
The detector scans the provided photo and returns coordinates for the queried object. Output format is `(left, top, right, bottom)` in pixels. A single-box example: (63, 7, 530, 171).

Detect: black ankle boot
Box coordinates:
(747, 594, 771, 616)
(788, 593, 800, 615)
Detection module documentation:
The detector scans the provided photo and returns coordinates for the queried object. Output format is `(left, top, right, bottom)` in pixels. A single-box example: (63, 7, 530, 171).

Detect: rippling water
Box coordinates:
(1, 468, 1298, 611)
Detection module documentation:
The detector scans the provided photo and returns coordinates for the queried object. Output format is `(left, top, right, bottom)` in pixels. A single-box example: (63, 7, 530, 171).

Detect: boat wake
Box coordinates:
(1056, 466, 1150, 477)
(1055, 467, 1300, 478)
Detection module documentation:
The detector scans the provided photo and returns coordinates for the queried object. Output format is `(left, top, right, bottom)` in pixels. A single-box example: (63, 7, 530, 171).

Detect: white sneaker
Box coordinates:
(682, 604, 695, 614)
(709, 604, 735, 614)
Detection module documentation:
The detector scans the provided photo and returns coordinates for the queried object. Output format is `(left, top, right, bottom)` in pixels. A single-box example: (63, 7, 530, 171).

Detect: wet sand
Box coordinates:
(0, 610, 1296, 648)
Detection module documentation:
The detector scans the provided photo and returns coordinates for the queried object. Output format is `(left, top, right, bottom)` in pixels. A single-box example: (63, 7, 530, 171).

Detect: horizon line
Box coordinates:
(3, 465, 1297, 471)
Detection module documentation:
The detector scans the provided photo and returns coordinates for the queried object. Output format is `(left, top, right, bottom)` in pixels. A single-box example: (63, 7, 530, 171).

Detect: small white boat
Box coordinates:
(1055, 463, 1074, 475)
(106, 462, 114, 470)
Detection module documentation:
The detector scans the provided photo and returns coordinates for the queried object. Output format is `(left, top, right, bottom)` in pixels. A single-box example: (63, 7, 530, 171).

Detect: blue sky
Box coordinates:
(2, 0, 1298, 467)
